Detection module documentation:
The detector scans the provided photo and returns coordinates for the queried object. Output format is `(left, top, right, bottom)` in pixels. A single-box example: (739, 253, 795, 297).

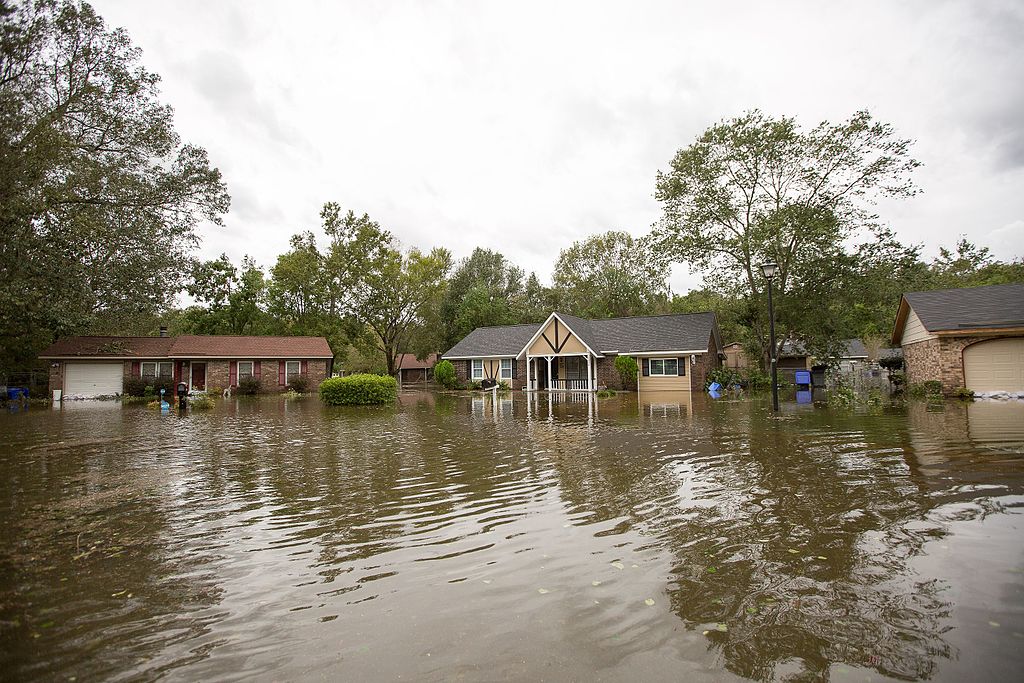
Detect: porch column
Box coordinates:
(545, 356, 553, 390)
(586, 354, 593, 392)
(526, 355, 532, 391)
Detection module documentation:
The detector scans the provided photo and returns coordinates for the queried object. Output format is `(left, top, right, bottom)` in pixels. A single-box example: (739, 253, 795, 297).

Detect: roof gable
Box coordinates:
(893, 283, 1024, 342)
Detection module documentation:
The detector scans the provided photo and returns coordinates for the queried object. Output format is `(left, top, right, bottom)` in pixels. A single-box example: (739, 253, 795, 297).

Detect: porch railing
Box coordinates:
(547, 378, 591, 392)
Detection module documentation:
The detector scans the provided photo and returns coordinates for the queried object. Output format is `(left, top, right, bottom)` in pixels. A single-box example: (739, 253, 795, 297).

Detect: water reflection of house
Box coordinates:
(905, 400, 1024, 472)
(639, 390, 693, 420)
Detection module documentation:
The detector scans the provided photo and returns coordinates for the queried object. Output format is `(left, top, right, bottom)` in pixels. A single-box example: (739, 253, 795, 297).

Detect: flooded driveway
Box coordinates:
(1, 392, 1022, 681)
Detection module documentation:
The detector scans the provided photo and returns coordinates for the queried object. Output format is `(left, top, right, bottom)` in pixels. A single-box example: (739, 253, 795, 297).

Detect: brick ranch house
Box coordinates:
(891, 283, 1024, 395)
(442, 311, 723, 392)
(40, 333, 334, 398)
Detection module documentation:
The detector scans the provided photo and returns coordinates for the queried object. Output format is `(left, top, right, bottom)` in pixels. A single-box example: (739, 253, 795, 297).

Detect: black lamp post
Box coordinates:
(760, 262, 780, 412)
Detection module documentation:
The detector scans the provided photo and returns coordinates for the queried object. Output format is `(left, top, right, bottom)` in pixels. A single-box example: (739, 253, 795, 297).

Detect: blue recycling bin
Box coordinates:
(794, 371, 811, 387)
(7, 387, 29, 400)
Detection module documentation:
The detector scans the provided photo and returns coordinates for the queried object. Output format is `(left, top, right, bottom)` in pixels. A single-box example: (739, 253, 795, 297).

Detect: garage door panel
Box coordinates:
(964, 338, 1024, 393)
(65, 363, 124, 397)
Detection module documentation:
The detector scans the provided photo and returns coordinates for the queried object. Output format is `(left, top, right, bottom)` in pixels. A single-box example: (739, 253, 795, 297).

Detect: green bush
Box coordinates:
(879, 356, 905, 372)
(614, 355, 638, 387)
(909, 380, 944, 398)
(287, 374, 309, 393)
(743, 368, 772, 390)
(434, 360, 458, 389)
(236, 377, 261, 395)
(953, 387, 975, 401)
(190, 393, 214, 410)
(319, 374, 398, 405)
(596, 389, 617, 398)
(152, 377, 176, 398)
(706, 367, 742, 389)
(124, 377, 148, 397)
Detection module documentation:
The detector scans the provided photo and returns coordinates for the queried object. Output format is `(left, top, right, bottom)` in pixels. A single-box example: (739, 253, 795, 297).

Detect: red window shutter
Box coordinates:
(301, 360, 307, 375)
(229, 361, 237, 387)
(254, 361, 261, 380)
(278, 361, 285, 385)
(132, 361, 140, 377)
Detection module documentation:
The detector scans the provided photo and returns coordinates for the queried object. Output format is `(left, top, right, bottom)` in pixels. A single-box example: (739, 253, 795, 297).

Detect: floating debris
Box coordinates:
(592, 580, 602, 586)
(537, 588, 550, 594)
(611, 561, 624, 570)
(644, 598, 655, 606)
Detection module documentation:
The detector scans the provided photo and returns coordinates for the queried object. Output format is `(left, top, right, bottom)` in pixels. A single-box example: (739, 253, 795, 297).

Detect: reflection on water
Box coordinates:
(1, 392, 1022, 681)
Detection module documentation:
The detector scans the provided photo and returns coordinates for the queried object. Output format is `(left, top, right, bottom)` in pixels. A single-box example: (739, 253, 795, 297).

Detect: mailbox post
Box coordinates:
(176, 382, 188, 410)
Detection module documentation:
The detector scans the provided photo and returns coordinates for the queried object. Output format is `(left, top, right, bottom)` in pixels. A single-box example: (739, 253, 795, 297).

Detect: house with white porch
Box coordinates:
(442, 311, 723, 392)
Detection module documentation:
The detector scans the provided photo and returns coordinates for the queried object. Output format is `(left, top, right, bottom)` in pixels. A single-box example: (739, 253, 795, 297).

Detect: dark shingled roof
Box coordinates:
(905, 283, 1024, 332)
(443, 312, 719, 358)
(40, 335, 334, 359)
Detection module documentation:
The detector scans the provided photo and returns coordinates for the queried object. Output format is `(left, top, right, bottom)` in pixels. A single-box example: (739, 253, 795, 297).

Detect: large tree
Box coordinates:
(551, 230, 669, 318)
(655, 110, 919, 360)
(183, 254, 267, 335)
(0, 0, 229, 371)
(439, 248, 527, 350)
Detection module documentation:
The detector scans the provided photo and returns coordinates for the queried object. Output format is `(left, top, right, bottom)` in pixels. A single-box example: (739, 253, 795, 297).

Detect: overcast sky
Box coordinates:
(94, 0, 1024, 293)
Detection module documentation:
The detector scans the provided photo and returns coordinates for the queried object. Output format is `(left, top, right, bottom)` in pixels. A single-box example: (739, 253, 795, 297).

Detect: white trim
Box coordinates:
(41, 355, 332, 360)
(471, 359, 484, 380)
(443, 355, 518, 361)
(516, 313, 603, 359)
(648, 358, 680, 377)
(285, 360, 302, 384)
(237, 360, 255, 381)
(499, 358, 512, 380)
(622, 349, 706, 357)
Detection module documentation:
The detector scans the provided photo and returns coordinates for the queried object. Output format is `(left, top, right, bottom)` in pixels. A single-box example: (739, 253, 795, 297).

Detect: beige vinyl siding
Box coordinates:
(528, 318, 588, 355)
(471, 358, 513, 382)
(902, 308, 936, 345)
(638, 374, 689, 391)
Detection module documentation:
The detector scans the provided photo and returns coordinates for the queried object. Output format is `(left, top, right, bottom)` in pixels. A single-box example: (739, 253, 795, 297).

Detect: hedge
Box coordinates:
(319, 374, 398, 405)
(434, 359, 457, 389)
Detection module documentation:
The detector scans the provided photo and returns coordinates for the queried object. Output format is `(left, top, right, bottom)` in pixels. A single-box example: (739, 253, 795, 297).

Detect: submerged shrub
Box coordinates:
(236, 377, 261, 395)
(124, 377, 148, 397)
(319, 374, 398, 405)
(287, 374, 309, 393)
(190, 393, 214, 410)
(614, 355, 638, 387)
(434, 360, 457, 389)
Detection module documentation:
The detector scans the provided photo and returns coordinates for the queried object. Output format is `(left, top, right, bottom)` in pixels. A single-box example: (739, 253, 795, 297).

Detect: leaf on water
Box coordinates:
(816, 556, 828, 560)
(702, 630, 710, 636)
(631, 564, 639, 568)
(538, 588, 550, 594)
(707, 567, 717, 573)
(482, 580, 492, 584)
(716, 623, 728, 632)
(746, 607, 757, 614)
(644, 598, 655, 606)
(787, 549, 799, 554)
(592, 580, 602, 586)
(989, 621, 1000, 628)
(611, 562, 624, 570)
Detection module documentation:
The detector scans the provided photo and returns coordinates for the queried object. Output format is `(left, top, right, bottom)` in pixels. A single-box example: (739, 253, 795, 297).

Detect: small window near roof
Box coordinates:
(238, 361, 254, 381)
(285, 360, 301, 383)
(472, 359, 483, 380)
(500, 358, 512, 379)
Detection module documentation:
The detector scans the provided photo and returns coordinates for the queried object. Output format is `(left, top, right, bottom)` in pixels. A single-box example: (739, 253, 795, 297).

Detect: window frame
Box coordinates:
(649, 358, 679, 377)
(237, 360, 255, 381)
(142, 361, 173, 379)
(285, 360, 301, 383)
(499, 358, 512, 380)
(471, 359, 484, 380)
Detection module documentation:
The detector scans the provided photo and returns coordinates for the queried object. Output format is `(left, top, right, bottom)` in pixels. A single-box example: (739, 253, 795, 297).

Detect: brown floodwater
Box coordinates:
(1, 391, 1023, 682)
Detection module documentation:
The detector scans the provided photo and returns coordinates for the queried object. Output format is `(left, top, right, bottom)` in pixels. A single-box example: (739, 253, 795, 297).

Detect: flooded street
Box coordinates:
(1, 392, 1023, 682)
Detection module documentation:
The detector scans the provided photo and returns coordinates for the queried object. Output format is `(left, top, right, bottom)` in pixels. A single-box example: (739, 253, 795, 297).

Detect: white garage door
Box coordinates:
(64, 362, 124, 397)
(963, 338, 1024, 393)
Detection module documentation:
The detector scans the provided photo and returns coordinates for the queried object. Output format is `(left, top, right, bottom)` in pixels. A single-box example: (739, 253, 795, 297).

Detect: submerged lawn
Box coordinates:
(1, 392, 1022, 681)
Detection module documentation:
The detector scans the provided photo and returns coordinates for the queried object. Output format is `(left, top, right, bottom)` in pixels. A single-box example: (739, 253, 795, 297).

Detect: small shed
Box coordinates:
(396, 353, 438, 385)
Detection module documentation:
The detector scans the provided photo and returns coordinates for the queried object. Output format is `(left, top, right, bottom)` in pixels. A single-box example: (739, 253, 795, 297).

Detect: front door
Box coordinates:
(191, 363, 206, 391)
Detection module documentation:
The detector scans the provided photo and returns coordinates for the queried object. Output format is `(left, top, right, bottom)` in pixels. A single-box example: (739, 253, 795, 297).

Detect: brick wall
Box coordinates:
(904, 334, 1022, 394)
(689, 349, 720, 391)
(597, 356, 630, 390)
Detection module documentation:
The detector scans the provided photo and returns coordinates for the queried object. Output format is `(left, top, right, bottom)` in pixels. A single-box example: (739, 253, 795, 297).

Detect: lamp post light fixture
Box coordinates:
(760, 262, 780, 412)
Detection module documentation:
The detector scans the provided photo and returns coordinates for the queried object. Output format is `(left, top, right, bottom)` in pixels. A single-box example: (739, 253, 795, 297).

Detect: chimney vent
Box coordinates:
(159, 326, 168, 338)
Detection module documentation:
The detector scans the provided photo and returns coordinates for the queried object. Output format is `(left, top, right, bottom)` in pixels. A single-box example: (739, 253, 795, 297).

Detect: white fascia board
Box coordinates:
(618, 349, 708, 357)
(516, 313, 603, 359)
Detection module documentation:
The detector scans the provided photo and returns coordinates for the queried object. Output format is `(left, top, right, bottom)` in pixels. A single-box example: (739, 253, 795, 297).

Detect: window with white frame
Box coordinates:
(141, 361, 173, 379)
(285, 360, 301, 383)
(500, 358, 512, 380)
(471, 359, 484, 380)
(564, 356, 586, 379)
(649, 358, 680, 376)
(237, 361, 254, 381)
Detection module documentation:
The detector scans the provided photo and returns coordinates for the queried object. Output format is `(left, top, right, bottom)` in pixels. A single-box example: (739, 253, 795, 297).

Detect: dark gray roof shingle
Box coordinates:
(442, 312, 719, 358)
(905, 283, 1024, 332)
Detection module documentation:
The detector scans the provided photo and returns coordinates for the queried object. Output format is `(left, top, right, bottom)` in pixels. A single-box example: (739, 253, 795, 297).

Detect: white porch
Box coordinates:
(524, 352, 598, 393)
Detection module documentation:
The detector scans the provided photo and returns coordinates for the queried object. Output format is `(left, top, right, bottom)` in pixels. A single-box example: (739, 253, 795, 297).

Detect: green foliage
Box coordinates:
(828, 384, 857, 409)
(888, 370, 906, 391)
(743, 368, 772, 390)
(878, 356, 905, 371)
(0, 0, 229, 372)
(706, 367, 742, 389)
(551, 231, 669, 318)
(183, 255, 268, 335)
(189, 393, 214, 410)
(287, 374, 309, 393)
(596, 389, 617, 398)
(614, 355, 638, 387)
(908, 380, 944, 398)
(236, 377, 261, 395)
(124, 377, 148, 397)
(469, 380, 482, 390)
(319, 374, 398, 405)
(434, 360, 458, 389)
(953, 387, 975, 401)
(656, 110, 920, 365)
(440, 248, 528, 349)
(706, 367, 771, 391)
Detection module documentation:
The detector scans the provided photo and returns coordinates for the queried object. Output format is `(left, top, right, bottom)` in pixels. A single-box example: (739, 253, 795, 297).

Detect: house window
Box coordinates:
(141, 361, 173, 379)
(285, 360, 301, 383)
(238, 361, 254, 381)
(500, 358, 512, 380)
(649, 358, 679, 376)
(472, 359, 484, 380)
(564, 356, 586, 379)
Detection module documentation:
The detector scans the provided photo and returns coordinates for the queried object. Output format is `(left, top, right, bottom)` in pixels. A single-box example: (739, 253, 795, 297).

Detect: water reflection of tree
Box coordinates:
(547, 402, 959, 681)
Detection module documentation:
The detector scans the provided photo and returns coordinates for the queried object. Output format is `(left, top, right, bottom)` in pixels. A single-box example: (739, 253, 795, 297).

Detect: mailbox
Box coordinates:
(176, 382, 188, 408)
